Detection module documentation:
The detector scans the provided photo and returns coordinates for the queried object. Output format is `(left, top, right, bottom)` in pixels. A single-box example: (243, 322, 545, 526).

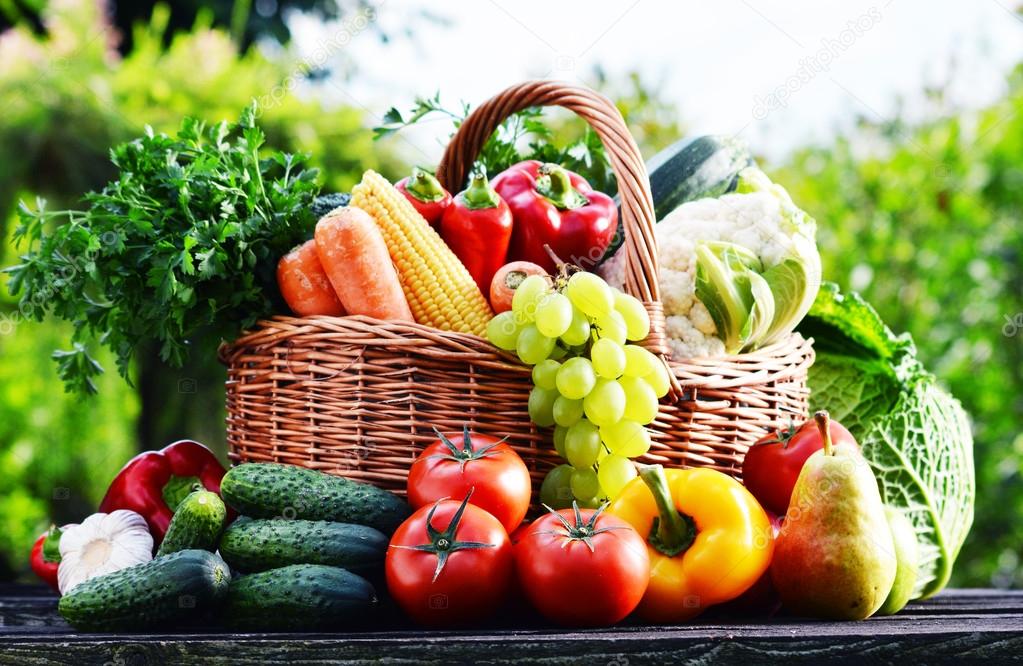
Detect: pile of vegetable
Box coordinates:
(42, 440, 410, 631)
(15, 98, 975, 631)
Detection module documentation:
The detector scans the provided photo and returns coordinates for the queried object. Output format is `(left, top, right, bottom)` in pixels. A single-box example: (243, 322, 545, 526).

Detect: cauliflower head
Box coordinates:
(599, 167, 820, 359)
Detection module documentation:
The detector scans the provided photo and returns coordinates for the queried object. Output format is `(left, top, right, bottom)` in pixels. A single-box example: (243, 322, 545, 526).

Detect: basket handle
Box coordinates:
(436, 80, 669, 358)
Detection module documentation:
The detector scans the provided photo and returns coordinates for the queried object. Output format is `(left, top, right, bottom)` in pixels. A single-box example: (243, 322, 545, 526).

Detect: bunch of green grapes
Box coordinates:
(486, 271, 670, 508)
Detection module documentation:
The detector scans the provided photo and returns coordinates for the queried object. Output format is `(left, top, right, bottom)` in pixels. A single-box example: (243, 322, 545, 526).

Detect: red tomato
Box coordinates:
(742, 411, 859, 516)
(386, 495, 513, 627)
(407, 427, 531, 534)
(489, 261, 548, 313)
(514, 505, 649, 627)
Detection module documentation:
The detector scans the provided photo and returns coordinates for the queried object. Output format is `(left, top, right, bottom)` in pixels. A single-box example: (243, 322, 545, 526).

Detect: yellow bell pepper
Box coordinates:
(608, 464, 773, 623)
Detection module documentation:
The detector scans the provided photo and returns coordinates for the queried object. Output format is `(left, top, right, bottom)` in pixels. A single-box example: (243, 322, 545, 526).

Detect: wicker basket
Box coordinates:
(221, 80, 814, 497)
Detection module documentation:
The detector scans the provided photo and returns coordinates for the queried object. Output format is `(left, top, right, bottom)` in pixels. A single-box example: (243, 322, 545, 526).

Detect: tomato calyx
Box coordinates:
(758, 419, 799, 448)
(536, 501, 628, 553)
(428, 425, 505, 472)
(638, 464, 696, 558)
(390, 490, 496, 581)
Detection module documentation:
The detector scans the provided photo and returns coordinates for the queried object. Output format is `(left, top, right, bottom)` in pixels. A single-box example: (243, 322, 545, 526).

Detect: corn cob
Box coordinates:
(351, 170, 493, 335)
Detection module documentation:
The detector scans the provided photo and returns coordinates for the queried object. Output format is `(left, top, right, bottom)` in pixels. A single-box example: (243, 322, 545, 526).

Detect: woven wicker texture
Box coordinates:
(222, 80, 814, 498)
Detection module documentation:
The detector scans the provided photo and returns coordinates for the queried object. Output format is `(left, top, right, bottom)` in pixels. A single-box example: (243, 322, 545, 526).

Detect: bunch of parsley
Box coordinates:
(374, 93, 616, 195)
(6, 103, 321, 393)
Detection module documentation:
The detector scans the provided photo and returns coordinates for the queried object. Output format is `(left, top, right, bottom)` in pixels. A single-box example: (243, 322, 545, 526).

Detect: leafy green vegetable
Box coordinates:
(5, 103, 321, 393)
(374, 94, 616, 194)
(798, 283, 975, 597)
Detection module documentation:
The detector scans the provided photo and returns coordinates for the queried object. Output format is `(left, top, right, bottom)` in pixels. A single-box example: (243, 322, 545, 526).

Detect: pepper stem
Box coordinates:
(638, 464, 695, 557)
(461, 167, 502, 210)
(814, 410, 833, 456)
(535, 163, 589, 210)
(405, 167, 448, 203)
(42, 525, 62, 563)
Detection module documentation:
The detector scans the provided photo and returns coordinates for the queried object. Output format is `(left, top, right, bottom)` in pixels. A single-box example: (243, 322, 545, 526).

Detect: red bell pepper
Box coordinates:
(29, 525, 65, 592)
(395, 167, 452, 228)
(98, 440, 227, 545)
(492, 161, 617, 272)
(440, 167, 514, 293)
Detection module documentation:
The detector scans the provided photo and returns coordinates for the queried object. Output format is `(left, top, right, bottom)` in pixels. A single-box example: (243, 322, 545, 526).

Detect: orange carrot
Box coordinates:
(277, 239, 345, 317)
(314, 207, 414, 321)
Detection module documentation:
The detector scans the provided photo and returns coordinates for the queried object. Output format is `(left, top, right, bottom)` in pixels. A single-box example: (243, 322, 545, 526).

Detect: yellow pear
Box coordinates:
(876, 506, 920, 615)
(770, 411, 897, 620)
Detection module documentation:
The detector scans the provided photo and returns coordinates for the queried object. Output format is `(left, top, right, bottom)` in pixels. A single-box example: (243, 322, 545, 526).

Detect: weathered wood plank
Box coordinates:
(0, 587, 1020, 664)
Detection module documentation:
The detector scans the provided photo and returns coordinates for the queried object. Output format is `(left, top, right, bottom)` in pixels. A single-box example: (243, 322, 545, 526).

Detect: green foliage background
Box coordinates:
(0, 0, 1018, 590)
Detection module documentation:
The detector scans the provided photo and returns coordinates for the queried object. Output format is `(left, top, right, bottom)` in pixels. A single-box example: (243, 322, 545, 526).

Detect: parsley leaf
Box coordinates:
(5, 103, 321, 393)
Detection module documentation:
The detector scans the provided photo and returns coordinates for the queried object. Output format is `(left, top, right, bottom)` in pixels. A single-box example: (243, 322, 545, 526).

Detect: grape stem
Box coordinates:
(542, 244, 580, 285)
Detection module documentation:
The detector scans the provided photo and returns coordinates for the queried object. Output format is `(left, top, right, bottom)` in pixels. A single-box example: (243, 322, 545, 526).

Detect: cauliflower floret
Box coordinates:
(598, 168, 820, 359)
(665, 314, 726, 359)
(688, 301, 717, 335)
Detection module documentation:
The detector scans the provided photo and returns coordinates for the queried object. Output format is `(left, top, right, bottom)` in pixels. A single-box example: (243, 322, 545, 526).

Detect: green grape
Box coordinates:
(582, 379, 626, 427)
(540, 464, 575, 509)
(556, 357, 596, 400)
(565, 271, 614, 318)
(560, 308, 591, 346)
(531, 359, 561, 390)
(597, 454, 638, 498)
(512, 274, 549, 323)
(574, 494, 602, 509)
(535, 292, 573, 338)
(600, 420, 651, 457)
(549, 344, 569, 361)
(486, 311, 521, 351)
(614, 291, 651, 341)
(570, 468, 600, 500)
(565, 419, 601, 467)
(644, 361, 671, 398)
(527, 386, 558, 427)
(516, 324, 555, 365)
(594, 311, 627, 345)
(620, 375, 659, 424)
(591, 338, 626, 378)
(553, 425, 569, 459)
(553, 395, 584, 427)
(623, 344, 658, 377)
(597, 419, 646, 450)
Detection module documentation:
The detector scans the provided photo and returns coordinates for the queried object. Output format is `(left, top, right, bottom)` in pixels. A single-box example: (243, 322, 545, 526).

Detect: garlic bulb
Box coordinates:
(58, 510, 153, 594)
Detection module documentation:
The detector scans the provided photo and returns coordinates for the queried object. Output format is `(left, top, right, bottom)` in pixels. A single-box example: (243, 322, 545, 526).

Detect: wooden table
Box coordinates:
(1, 586, 1021, 664)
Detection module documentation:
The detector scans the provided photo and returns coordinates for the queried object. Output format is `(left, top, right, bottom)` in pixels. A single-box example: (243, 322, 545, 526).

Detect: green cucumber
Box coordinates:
(601, 135, 754, 262)
(224, 564, 377, 630)
(219, 517, 387, 574)
(157, 489, 227, 556)
(221, 463, 410, 534)
(58, 549, 230, 631)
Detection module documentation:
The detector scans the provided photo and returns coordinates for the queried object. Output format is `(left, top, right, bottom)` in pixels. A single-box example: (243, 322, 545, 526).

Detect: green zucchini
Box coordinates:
(223, 564, 377, 630)
(157, 489, 227, 556)
(601, 135, 754, 262)
(219, 517, 387, 574)
(220, 463, 410, 534)
(58, 549, 230, 631)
